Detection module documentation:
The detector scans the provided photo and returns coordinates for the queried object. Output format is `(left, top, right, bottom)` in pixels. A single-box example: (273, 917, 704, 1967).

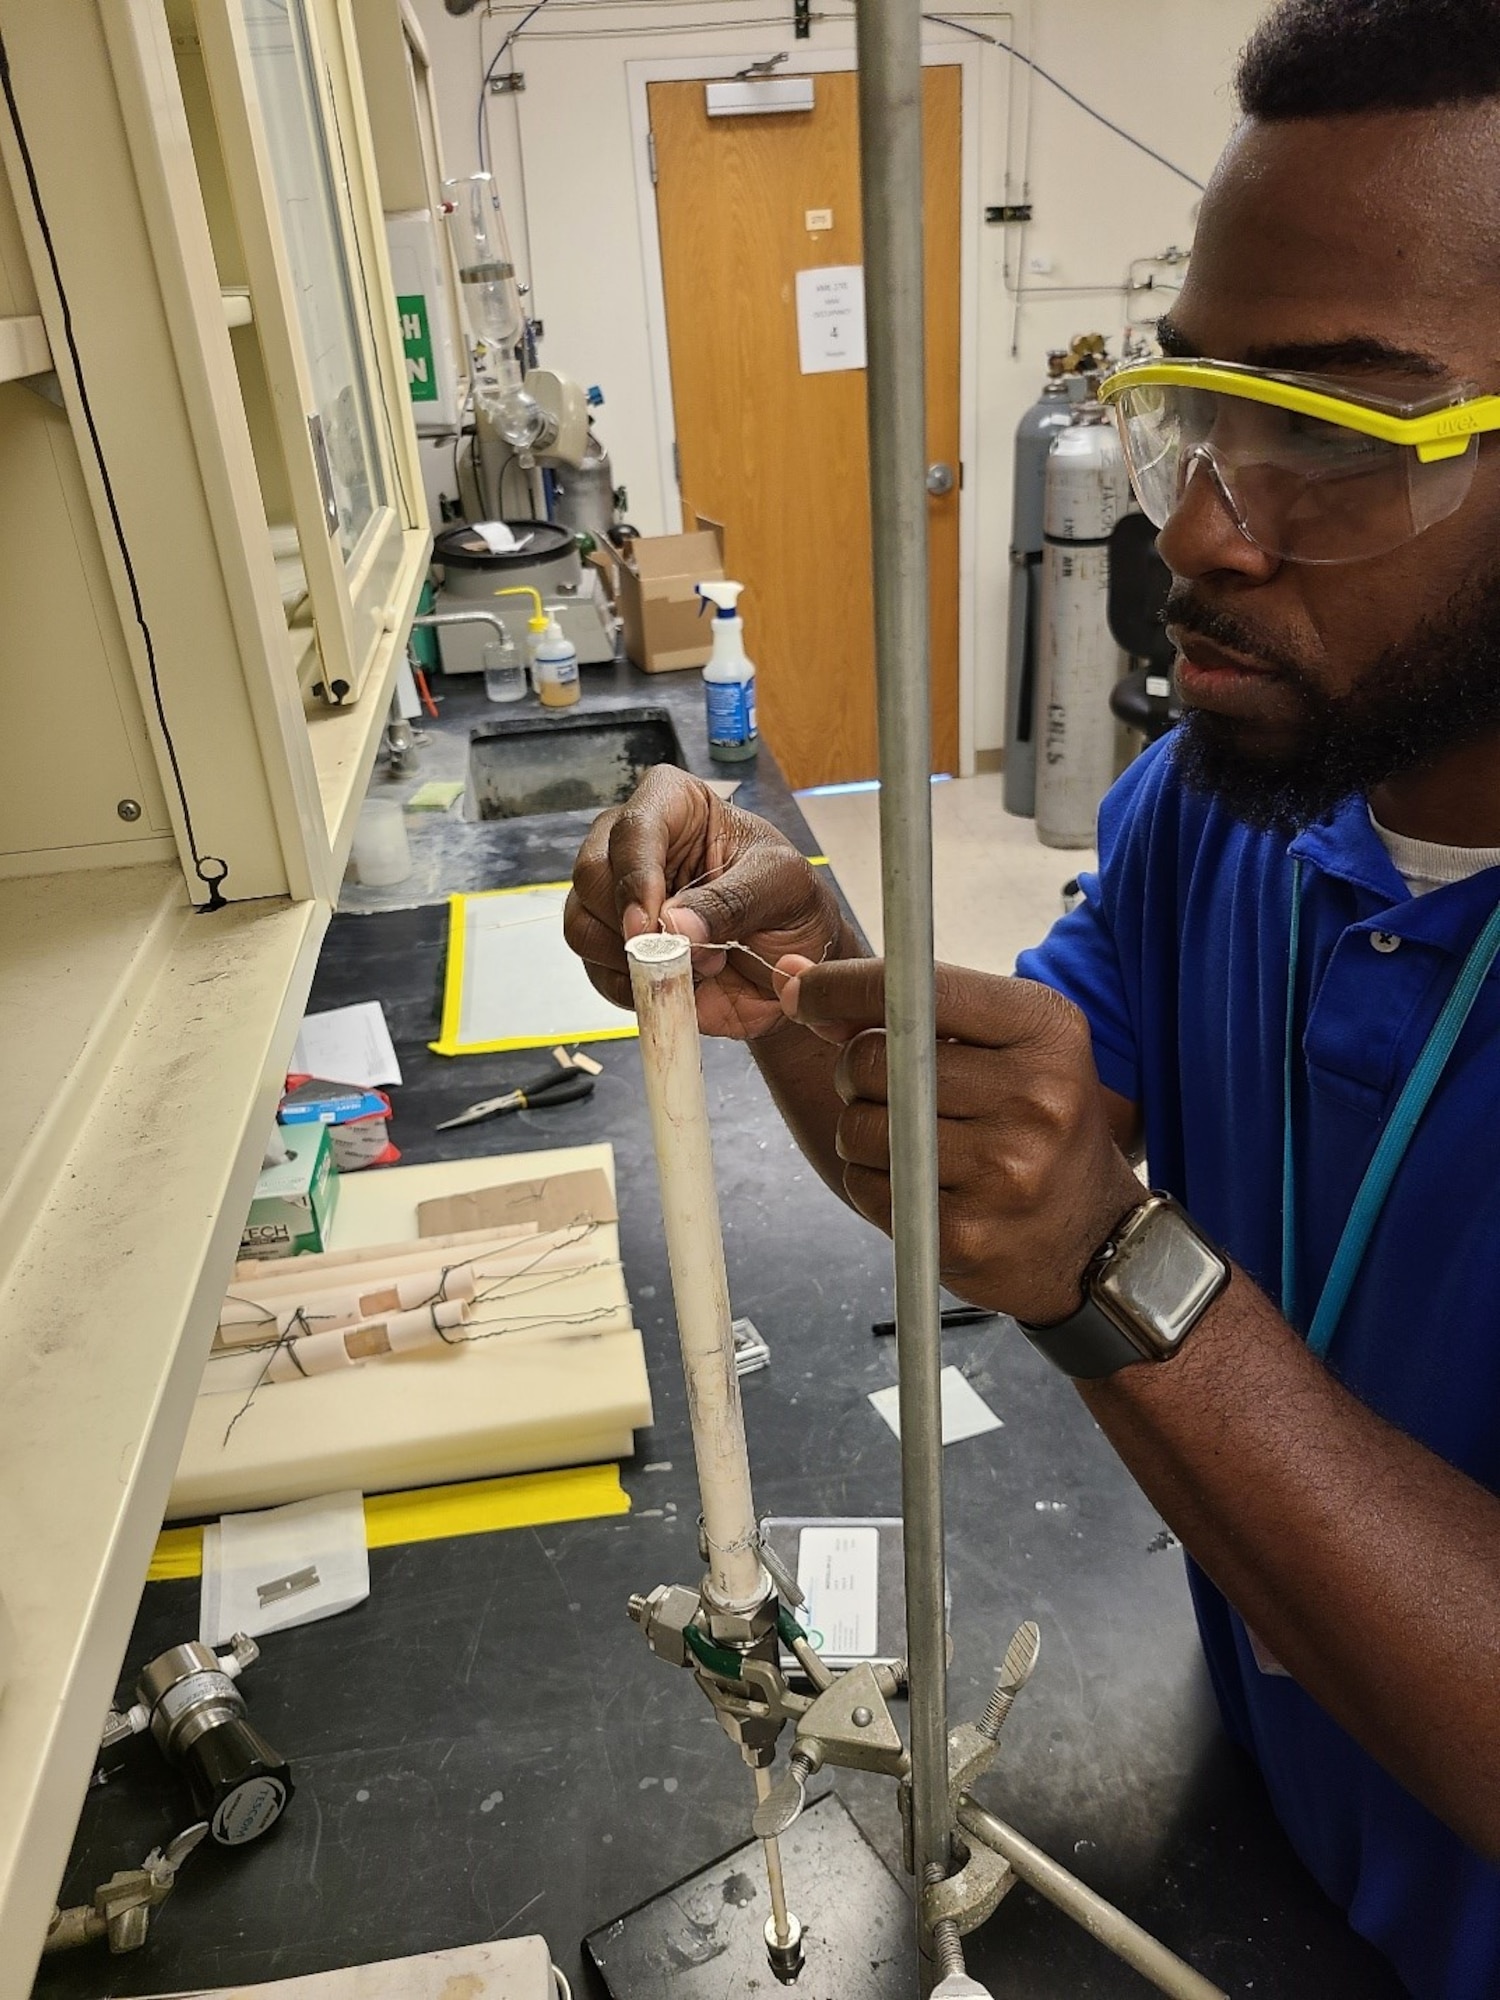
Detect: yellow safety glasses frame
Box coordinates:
(1097, 357, 1500, 565)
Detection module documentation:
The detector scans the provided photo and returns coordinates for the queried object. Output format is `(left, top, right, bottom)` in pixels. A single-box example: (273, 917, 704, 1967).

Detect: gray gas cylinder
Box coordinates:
(1034, 406, 1132, 850)
(1002, 373, 1074, 817)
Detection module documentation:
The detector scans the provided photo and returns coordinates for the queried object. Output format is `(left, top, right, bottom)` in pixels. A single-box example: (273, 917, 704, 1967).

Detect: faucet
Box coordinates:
(410, 609, 513, 643)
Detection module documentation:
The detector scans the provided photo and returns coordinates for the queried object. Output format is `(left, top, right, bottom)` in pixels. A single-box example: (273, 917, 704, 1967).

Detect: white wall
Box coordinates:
(412, 0, 1263, 755)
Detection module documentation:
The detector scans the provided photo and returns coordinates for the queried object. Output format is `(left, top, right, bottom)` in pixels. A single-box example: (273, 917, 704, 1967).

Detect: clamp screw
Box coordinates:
(926, 1860, 967, 1980)
(978, 1621, 1041, 1742)
(116, 799, 142, 822)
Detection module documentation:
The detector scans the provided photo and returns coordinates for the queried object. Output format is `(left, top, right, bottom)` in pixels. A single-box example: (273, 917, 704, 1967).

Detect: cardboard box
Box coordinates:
(240, 1121, 340, 1261)
(615, 514, 725, 673)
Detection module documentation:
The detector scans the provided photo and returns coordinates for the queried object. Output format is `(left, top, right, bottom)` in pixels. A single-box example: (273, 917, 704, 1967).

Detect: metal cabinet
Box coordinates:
(186, 0, 427, 707)
(0, 2, 429, 1985)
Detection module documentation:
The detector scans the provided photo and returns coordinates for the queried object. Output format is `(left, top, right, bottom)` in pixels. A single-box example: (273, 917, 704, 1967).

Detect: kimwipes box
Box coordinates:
(615, 514, 725, 673)
(240, 1121, 341, 1261)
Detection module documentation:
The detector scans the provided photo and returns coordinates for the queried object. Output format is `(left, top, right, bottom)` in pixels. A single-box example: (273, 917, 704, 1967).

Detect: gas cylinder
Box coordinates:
(1002, 362, 1074, 818)
(1033, 405, 1131, 849)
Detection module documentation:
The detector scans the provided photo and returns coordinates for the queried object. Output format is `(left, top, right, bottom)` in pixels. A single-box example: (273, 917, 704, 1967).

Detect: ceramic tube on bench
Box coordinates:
(626, 933, 767, 1615)
(220, 1268, 478, 1341)
(232, 1221, 538, 1285)
(264, 1300, 469, 1381)
(227, 1231, 597, 1308)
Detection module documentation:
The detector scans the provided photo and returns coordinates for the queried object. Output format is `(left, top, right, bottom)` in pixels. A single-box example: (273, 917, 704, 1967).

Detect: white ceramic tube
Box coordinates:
(219, 1268, 479, 1344)
(265, 1328, 356, 1382)
(627, 934, 766, 1613)
(264, 1301, 468, 1380)
(232, 1222, 538, 1284)
(228, 1231, 595, 1305)
(383, 1299, 469, 1350)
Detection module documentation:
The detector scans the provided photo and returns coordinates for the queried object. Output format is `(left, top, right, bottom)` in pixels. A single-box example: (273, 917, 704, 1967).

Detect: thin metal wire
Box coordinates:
(213, 1221, 615, 1437)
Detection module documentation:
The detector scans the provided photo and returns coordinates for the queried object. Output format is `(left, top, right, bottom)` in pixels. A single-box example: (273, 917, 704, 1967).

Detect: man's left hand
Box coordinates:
(776, 956, 1143, 1325)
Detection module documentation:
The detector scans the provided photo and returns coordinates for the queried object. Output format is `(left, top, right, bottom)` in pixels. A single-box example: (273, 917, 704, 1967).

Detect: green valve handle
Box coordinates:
(777, 1607, 810, 1648)
(683, 1624, 748, 1682)
(683, 1607, 810, 1681)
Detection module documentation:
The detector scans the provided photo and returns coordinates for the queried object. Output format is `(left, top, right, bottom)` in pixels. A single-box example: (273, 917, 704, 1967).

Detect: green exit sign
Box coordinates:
(397, 293, 437, 404)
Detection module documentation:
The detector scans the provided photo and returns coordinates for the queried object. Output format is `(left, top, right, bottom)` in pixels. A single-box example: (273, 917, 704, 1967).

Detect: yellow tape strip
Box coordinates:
(148, 1526, 209, 1581)
(431, 888, 472, 1057)
(364, 1465, 630, 1547)
(146, 1464, 631, 1582)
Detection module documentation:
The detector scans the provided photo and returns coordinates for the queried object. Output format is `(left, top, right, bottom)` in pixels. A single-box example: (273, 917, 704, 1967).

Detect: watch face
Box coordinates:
(1095, 1201, 1228, 1357)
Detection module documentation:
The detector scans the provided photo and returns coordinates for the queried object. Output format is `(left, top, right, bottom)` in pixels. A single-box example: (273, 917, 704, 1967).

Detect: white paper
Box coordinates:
(868, 1364, 1003, 1445)
(795, 265, 867, 375)
(452, 885, 633, 1050)
(200, 1490, 370, 1646)
(472, 519, 520, 555)
(796, 1524, 879, 1658)
(291, 1001, 402, 1088)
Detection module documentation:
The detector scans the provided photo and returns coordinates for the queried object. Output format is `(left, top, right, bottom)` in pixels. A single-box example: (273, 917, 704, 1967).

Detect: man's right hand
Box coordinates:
(565, 767, 855, 1039)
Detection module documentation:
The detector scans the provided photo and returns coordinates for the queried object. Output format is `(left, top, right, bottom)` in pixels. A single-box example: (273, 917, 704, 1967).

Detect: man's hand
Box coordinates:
(777, 954, 1143, 1324)
(565, 767, 855, 1039)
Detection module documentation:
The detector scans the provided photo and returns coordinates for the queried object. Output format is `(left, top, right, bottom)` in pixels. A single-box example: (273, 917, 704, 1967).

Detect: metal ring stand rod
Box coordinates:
(853, 0, 951, 1985)
(957, 1799, 1228, 2000)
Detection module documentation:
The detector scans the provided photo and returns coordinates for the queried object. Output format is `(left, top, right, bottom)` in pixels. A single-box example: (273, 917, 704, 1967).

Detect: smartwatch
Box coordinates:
(1017, 1192, 1230, 1380)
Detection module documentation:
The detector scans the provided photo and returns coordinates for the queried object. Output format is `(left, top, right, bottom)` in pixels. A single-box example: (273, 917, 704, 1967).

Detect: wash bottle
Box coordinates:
(697, 580, 757, 762)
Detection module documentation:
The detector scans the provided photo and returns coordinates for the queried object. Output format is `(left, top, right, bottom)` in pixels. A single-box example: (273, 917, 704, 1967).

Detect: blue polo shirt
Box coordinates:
(1016, 735, 1500, 2000)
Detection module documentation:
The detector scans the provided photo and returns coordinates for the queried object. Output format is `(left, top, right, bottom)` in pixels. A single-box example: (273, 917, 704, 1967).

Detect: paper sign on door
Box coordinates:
(795, 265, 867, 375)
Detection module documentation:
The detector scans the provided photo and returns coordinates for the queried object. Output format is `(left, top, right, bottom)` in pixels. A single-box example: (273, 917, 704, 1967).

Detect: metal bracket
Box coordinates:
(306, 413, 340, 537)
(21, 368, 64, 408)
(985, 203, 1033, 223)
(44, 1823, 208, 1956)
(923, 1840, 1014, 1936)
(488, 70, 525, 93)
(796, 1660, 906, 1770)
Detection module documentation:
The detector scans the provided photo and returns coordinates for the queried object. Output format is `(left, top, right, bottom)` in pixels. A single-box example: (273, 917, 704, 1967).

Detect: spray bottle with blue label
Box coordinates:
(697, 579, 758, 762)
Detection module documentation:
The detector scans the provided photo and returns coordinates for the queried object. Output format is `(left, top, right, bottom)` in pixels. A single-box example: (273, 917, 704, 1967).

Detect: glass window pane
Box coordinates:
(242, 0, 385, 559)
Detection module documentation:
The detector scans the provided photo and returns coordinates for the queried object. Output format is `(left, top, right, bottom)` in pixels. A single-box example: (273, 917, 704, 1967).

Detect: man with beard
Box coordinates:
(564, 2, 1500, 1990)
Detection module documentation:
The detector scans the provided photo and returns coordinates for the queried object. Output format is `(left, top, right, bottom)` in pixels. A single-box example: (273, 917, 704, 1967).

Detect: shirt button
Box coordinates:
(1371, 931, 1401, 954)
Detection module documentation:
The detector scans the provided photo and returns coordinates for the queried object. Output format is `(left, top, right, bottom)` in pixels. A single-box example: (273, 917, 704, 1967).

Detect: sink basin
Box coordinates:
(468, 706, 686, 820)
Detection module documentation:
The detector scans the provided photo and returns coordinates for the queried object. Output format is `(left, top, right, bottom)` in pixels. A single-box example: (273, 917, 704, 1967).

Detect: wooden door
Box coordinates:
(650, 68, 961, 788)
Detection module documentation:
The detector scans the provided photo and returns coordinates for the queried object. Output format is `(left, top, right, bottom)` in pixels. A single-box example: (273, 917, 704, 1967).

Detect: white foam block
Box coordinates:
(171, 1146, 651, 1519)
(134, 1935, 557, 1999)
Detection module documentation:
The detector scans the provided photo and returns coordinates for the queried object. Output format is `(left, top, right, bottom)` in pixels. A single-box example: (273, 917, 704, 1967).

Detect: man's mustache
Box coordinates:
(1162, 585, 1307, 683)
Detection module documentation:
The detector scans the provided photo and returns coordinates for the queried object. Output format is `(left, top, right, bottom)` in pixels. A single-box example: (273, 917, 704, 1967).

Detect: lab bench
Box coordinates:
(32, 671, 1404, 2000)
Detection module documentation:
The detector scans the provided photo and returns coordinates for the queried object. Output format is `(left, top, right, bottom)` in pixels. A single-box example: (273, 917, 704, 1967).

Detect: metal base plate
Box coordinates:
(584, 1792, 916, 1998)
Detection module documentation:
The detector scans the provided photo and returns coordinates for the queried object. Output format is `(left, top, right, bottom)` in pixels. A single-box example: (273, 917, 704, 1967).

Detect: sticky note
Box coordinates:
(406, 780, 465, 811)
(868, 1365, 1003, 1445)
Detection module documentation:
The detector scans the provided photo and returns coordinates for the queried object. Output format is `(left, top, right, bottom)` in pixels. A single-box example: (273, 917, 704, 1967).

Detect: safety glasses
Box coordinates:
(1097, 358, 1500, 565)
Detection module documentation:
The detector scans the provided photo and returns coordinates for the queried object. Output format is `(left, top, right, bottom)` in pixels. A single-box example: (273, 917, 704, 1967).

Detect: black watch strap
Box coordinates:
(1016, 1293, 1145, 1379)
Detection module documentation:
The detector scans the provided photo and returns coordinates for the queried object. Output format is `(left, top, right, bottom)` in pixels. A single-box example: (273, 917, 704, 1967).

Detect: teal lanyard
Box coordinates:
(1281, 858, 1500, 1360)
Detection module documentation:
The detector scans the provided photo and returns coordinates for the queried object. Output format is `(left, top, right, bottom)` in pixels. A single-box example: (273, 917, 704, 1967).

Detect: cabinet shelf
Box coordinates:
(0, 0, 436, 1977)
(0, 872, 326, 1991)
(0, 313, 48, 383)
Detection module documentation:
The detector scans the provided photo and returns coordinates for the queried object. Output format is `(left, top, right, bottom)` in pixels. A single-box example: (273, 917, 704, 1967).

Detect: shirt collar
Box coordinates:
(1288, 794, 1405, 901)
(1289, 792, 1500, 951)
